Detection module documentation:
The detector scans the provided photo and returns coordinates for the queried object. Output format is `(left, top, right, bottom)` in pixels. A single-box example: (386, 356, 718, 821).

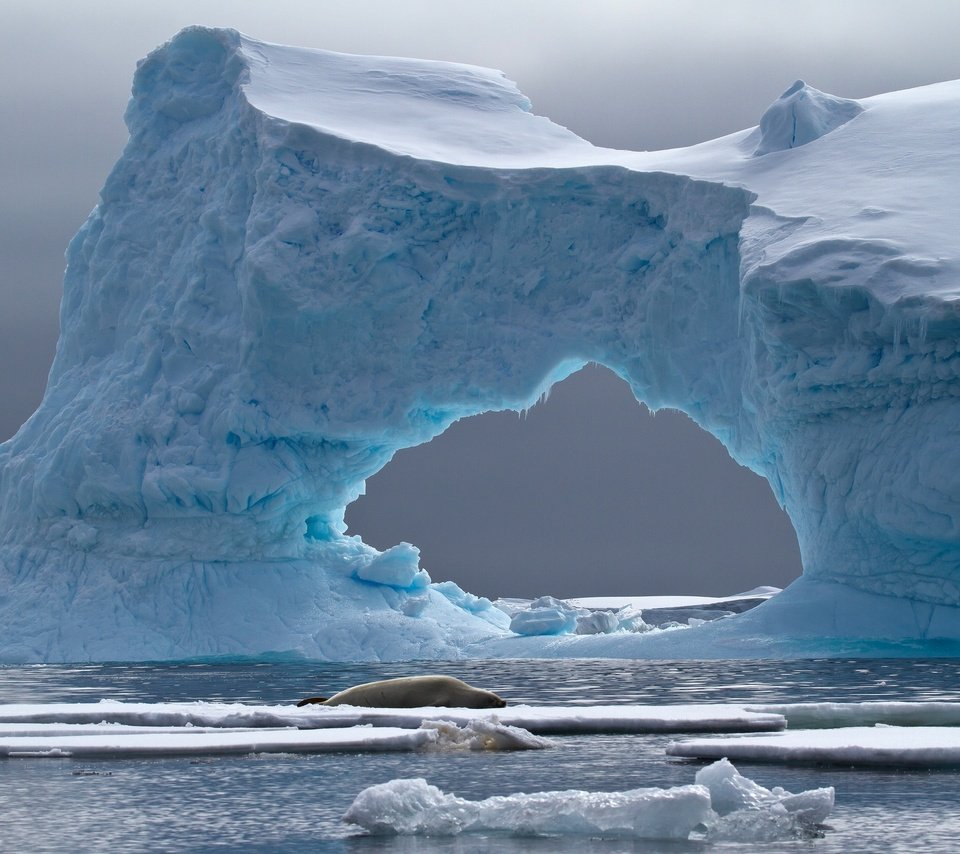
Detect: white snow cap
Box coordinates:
(754, 79, 863, 155)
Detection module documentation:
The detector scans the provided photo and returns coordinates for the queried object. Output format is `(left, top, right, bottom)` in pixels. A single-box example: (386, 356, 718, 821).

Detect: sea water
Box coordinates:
(2, 659, 960, 852)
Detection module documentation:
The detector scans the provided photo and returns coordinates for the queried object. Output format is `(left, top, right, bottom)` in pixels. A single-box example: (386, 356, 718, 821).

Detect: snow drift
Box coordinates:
(0, 27, 958, 661)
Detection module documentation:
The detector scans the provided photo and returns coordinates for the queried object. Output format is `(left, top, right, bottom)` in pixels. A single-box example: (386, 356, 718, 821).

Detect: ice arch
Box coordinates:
(1, 28, 959, 661)
(345, 364, 803, 599)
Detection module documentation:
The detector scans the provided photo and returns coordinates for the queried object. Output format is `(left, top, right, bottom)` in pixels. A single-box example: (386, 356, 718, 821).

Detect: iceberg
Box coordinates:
(1, 26, 959, 661)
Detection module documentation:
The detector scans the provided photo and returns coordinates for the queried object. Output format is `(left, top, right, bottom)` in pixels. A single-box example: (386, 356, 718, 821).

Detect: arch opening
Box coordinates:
(345, 364, 802, 599)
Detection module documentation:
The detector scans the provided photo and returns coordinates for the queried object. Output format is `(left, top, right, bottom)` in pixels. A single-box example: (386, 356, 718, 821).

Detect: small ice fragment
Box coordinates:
(695, 757, 834, 823)
(420, 718, 554, 751)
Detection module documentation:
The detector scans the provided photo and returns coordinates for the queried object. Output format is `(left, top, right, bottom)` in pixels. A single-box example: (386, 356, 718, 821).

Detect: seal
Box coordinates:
(295, 675, 507, 708)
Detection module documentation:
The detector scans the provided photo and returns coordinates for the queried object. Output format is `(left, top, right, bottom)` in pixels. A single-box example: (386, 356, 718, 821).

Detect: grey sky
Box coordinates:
(2, 1, 959, 596)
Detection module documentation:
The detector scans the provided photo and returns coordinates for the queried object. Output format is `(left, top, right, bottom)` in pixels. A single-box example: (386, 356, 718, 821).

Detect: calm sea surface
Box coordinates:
(2, 659, 960, 852)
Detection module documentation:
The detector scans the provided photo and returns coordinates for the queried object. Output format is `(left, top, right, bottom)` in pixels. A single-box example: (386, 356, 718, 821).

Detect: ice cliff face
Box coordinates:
(1, 27, 958, 661)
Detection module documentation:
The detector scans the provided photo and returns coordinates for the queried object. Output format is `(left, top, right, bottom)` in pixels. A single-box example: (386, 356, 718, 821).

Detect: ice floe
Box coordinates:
(343, 759, 833, 842)
(748, 701, 960, 729)
(0, 718, 549, 758)
(668, 726, 960, 767)
(0, 700, 786, 734)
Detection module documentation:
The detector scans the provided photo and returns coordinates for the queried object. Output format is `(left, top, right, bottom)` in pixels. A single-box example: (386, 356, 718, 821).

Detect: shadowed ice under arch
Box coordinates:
(346, 364, 802, 599)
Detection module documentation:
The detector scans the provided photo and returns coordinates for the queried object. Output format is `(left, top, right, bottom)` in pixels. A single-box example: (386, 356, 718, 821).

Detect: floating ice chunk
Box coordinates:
(344, 760, 832, 841)
(696, 760, 834, 843)
(509, 596, 581, 636)
(695, 757, 834, 823)
(421, 718, 554, 751)
(754, 79, 863, 155)
(343, 777, 713, 839)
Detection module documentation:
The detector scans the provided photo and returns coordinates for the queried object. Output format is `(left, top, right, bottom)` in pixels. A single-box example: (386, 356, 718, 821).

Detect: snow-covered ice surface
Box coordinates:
(343, 759, 833, 842)
(668, 726, 960, 768)
(748, 701, 960, 729)
(0, 700, 786, 734)
(0, 718, 550, 758)
(1, 26, 959, 661)
(0, 725, 426, 758)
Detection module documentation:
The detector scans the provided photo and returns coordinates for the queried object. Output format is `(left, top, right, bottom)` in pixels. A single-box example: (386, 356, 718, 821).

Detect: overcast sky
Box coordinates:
(2, 1, 959, 597)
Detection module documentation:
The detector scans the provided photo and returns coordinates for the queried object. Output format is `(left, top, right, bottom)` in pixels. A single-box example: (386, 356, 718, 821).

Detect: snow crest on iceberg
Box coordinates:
(753, 79, 863, 155)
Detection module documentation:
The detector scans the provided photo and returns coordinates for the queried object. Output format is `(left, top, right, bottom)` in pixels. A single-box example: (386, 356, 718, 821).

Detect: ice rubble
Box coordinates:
(502, 588, 779, 635)
(0, 26, 959, 661)
(343, 759, 833, 841)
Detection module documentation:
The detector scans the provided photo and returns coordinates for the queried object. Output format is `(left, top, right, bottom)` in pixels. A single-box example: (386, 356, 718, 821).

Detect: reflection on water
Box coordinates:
(2, 659, 960, 852)
(4, 658, 960, 706)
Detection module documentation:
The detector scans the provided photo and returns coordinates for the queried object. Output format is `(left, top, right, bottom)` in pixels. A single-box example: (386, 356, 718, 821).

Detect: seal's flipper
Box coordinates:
(296, 696, 328, 707)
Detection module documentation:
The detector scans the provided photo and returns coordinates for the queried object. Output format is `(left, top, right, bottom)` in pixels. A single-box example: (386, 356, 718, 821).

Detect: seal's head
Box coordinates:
(480, 691, 507, 708)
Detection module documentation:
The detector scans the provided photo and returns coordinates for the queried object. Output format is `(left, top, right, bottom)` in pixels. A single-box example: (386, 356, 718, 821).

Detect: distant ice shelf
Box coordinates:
(1, 26, 959, 661)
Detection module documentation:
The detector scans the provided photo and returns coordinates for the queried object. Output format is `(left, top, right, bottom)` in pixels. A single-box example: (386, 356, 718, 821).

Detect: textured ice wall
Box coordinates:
(0, 28, 753, 661)
(737, 211, 960, 606)
(1, 27, 958, 661)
